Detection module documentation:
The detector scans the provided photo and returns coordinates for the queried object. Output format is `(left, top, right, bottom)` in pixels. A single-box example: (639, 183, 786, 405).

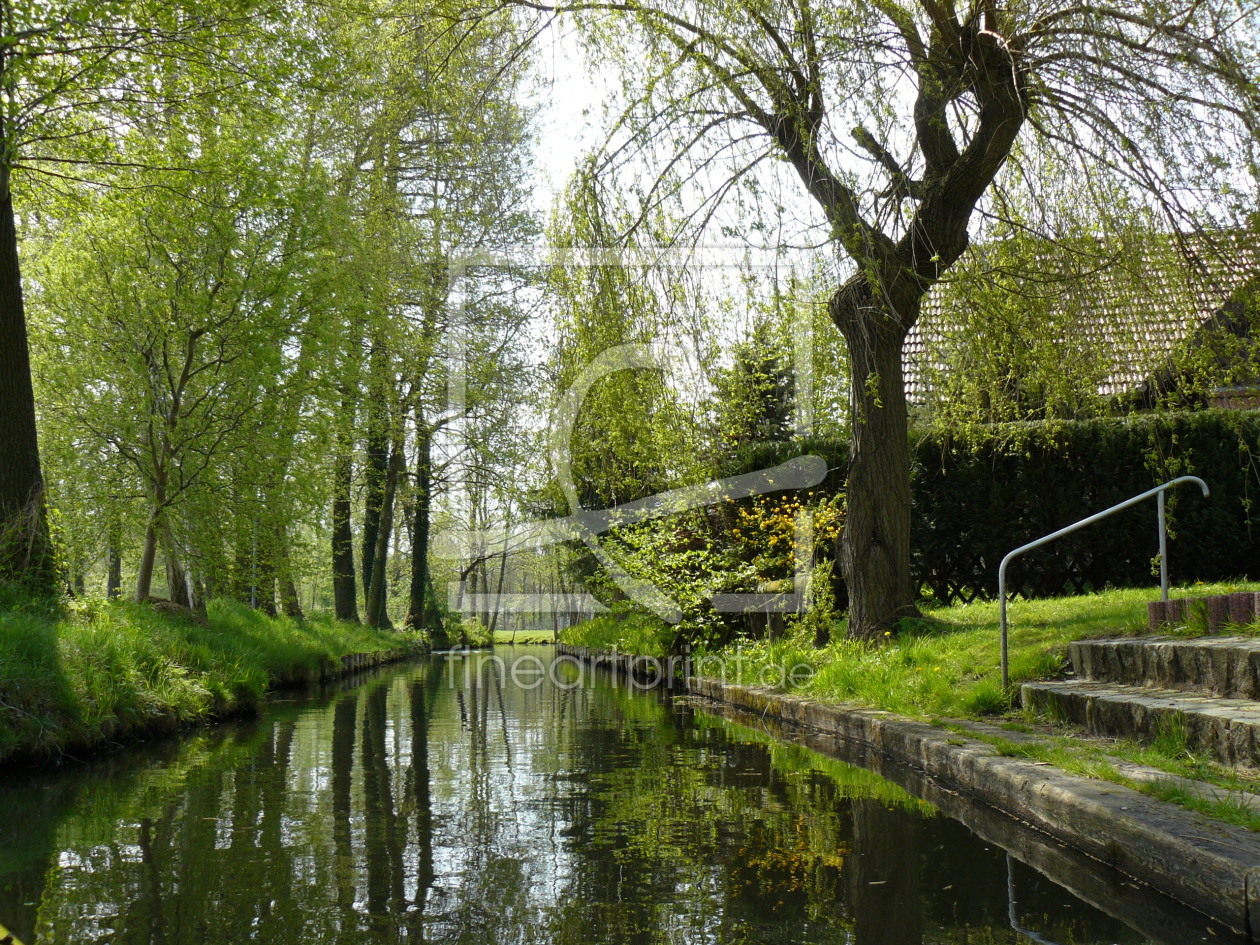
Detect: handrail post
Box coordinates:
(997, 476, 1209, 691)
(1158, 490, 1168, 603)
(999, 565, 1009, 694)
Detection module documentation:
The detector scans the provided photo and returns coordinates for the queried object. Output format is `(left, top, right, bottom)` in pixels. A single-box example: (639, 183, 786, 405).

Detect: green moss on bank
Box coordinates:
(0, 590, 424, 763)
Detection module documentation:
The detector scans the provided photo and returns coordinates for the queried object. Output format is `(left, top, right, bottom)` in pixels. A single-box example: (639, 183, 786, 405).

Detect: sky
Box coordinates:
(528, 24, 606, 216)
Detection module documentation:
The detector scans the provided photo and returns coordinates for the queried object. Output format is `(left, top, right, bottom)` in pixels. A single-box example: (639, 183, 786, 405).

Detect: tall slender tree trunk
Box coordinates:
(106, 538, 122, 599)
(361, 349, 390, 600)
(486, 550, 509, 636)
(278, 535, 304, 619)
(162, 517, 195, 609)
(0, 147, 53, 590)
(332, 443, 360, 623)
(404, 416, 433, 630)
(365, 446, 402, 628)
(232, 527, 254, 605)
(477, 558, 493, 629)
(136, 513, 160, 601)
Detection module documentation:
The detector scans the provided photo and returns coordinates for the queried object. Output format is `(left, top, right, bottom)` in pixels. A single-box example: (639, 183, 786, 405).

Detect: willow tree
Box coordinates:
(514, 0, 1259, 635)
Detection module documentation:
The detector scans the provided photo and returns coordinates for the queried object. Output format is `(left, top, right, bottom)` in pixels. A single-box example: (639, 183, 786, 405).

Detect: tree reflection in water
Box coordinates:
(0, 649, 1198, 944)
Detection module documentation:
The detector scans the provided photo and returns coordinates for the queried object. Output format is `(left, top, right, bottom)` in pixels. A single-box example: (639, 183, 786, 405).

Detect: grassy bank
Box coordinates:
(0, 590, 424, 763)
(493, 629, 559, 644)
(562, 582, 1260, 717)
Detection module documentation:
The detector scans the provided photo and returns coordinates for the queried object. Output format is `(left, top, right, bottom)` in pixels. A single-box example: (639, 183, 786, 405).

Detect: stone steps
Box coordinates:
(1070, 635, 1260, 699)
(1023, 679, 1260, 768)
(1023, 633, 1260, 768)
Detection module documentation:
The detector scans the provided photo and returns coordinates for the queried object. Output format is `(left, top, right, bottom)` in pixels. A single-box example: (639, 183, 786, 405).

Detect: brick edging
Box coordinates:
(558, 643, 1260, 938)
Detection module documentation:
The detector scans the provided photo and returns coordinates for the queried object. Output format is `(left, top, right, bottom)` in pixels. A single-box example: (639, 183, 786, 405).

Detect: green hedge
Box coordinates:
(719, 411, 1260, 603)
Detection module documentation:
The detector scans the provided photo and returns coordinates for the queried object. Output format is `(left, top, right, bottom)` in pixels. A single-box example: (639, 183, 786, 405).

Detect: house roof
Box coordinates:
(903, 231, 1260, 404)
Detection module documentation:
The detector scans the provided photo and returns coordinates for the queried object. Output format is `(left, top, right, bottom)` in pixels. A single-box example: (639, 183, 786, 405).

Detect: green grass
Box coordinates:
(0, 589, 423, 762)
(493, 629, 559, 644)
(560, 581, 1259, 718)
(694, 581, 1259, 718)
(559, 611, 674, 658)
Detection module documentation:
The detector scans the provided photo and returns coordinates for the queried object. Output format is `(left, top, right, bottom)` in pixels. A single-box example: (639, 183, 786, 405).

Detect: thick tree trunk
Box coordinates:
(0, 157, 53, 590)
(162, 518, 195, 610)
(277, 536, 304, 619)
(252, 520, 278, 616)
(331, 444, 360, 622)
(232, 529, 255, 605)
(831, 282, 918, 638)
(404, 418, 433, 630)
(280, 576, 303, 619)
(364, 446, 402, 628)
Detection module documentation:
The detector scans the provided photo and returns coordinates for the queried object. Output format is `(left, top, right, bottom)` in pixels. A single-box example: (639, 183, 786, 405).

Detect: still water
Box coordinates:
(0, 648, 1233, 944)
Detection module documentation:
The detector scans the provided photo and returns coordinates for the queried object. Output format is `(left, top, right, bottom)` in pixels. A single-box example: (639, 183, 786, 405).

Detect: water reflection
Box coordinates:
(0, 649, 1229, 944)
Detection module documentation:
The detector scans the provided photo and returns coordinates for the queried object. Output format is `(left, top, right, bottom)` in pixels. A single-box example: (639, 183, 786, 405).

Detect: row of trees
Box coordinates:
(4, 0, 538, 628)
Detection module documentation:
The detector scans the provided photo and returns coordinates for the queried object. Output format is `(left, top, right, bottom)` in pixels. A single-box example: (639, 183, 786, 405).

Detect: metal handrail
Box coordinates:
(998, 475, 1210, 689)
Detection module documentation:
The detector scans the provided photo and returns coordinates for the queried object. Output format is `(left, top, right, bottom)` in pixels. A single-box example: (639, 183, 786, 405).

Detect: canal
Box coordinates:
(0, 648, 1233, 944)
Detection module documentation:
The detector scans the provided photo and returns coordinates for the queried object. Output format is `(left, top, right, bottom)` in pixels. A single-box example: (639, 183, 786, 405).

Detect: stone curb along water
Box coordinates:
(557, 643, 1260, 939)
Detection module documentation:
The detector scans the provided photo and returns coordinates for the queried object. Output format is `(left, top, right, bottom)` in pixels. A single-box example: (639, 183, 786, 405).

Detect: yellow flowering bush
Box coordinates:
(732, 492, 843, 583)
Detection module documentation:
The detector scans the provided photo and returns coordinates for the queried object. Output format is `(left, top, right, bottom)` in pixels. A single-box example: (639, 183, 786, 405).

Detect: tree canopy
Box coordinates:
(497, 0, 1260, 634)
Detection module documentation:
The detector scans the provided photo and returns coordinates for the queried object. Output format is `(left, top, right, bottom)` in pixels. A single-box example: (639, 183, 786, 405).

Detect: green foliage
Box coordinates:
(589, 513, 753, 651)
(0, 592, 420, 762)
(1157, 277, 1260, 409)
(560, 608, 674, 659)
(912, 411, 1260, 602)
(918, 233, 1138, 425)
(919, 230, 1260, 429)
(454, 617, 494, 648)
(709, 320, 796, 450)
(543, 170, 714, 517)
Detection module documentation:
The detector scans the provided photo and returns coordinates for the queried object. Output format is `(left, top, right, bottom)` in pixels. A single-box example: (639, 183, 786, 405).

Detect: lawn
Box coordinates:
(493, 628, 559, 644)
(562, 581, 1260, 718)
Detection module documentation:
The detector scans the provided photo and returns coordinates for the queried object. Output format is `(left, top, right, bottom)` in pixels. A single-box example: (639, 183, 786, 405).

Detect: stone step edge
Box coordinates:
(945, 717, 1260, 815)
(1022, 678, 1260, 718)
(1022, 679, 1260, 771)
(1070, 635, 1260, 695)
(557, 643, 1260, 936)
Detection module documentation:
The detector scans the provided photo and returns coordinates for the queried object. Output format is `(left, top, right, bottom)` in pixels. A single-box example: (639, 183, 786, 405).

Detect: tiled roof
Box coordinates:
(903, 231, 1260, 404)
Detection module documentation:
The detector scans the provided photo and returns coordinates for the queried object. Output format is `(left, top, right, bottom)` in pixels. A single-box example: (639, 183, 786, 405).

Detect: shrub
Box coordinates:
(454, 617, 493, 648)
